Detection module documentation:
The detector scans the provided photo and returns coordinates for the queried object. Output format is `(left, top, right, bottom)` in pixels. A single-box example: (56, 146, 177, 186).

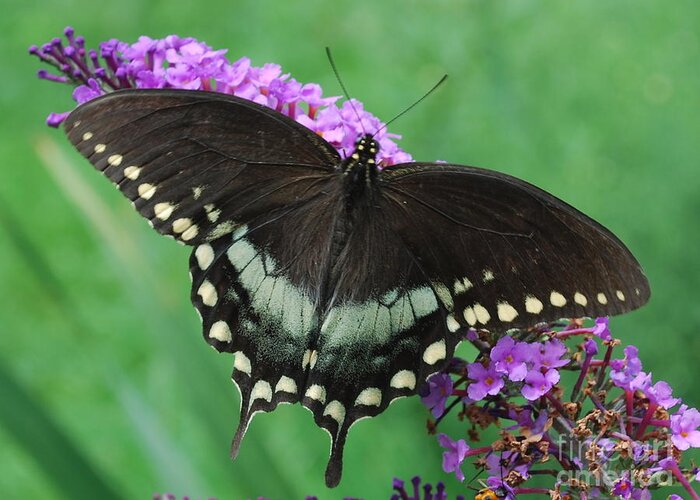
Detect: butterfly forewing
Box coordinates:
(64, 89, 340, 244)
(380, 163, 650, 333)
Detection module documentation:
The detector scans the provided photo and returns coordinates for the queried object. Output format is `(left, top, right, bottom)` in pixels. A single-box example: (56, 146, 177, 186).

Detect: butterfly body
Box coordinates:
(62, 88, 649, 487)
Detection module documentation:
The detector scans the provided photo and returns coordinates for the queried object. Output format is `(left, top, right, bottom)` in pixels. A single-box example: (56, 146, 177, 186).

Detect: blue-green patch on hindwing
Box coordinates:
(306, 281, 464, 488)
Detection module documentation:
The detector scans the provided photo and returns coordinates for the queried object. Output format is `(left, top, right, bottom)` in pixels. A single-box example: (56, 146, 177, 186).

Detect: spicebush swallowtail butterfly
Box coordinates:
(62, 88, 649, 487)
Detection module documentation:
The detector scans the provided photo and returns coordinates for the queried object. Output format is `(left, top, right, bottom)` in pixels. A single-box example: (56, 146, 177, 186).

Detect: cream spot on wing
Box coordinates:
(432, 281, 454, 310)
(107, 154, 123, 167)
(181, 224, 199, 241)
(275, 376, 297, 394)
(154, 202, 176, 221)
(209, 321, 232, 342)
(525, 295, 544, 314)
(172, 218, 192, 233)
(473, 303, 490, 324)
(446, 314, 460, 332)
(497, 302, 518, 322)
(250, 380, 272, 403)
(195, 244, 214, 270)
(210, 221, 236, 239)
(354, 387, 382, 407)
(124, 166, 141, 180)
(73, 120, 81, 128)
(233, 351, 251, 375)
(137, 183, 156, 200)
(390, 370, 416, 390)
(302, 349, 312, 369)
(193, 186, 204, 200)
(597, 292, 608, 305)
(94, 143, 106, 154)
(323, 400, 346, 424)
(204, 204, 221, 222)
(550, 291, 567, 307)
(308, 350, 318, 370)
(305, 384, 327, 404)
(275, 375, 297, 394)
(453, 277, 473, 293)
(82, 132, 93, 141)
(463, 306, 477, 326)
(197, 280, 217, 306)
(423, 339, 446, 365)
(616, 290, 625, 301)
(482, 269, 495, 282)
(574, 292, 588, 306)
(208, 209, 221, 222)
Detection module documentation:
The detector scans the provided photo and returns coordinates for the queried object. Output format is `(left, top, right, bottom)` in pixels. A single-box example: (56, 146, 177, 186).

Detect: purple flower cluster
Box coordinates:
(467, 336, 568, 402)
(30, 28, 411, 166)
(422, 318, 700, 499)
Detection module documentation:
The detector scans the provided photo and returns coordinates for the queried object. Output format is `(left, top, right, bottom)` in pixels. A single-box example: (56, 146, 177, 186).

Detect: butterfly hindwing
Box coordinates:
(188, 171, 464, 487)
(64, 89, 340, 244)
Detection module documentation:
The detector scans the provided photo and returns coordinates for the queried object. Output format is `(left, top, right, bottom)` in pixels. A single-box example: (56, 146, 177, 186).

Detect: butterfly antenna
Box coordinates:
(375, 73, 448, 136)
(325, 47, 367, 135)
(465, 465, 486, 491)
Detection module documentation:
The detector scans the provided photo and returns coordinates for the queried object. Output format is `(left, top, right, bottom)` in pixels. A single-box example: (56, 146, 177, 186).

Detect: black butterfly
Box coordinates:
(62, 88, 649, 487)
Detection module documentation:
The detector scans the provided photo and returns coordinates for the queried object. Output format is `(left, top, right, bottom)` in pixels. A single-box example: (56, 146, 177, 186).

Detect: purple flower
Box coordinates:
(670, 405, 700, 450)
(628, 371, 652, 393)
(583, 338, 598, 355)
(592, 438, 617, 463)
(592, 317, 611, 340)
(509, 408, 550, 439)
(46, 111, 70, 127)
(437, 433, 469, 482)
(420, 373, 453, 418)
(612, 473, 633, 498)
(530, 339, 568, 371)
(466, 362, 504, 401)
(630, 488, 652, 500)
(646, 380, 680, 409)
(490, 336, 529, 382)
(631, 442, 651, 464)
(610, 345, 643, 389)
(72, 78, 103, 104)
(521, 368, 559, 401)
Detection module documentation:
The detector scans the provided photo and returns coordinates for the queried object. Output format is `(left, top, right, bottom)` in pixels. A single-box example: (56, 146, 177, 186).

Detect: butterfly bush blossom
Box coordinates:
(421, 318, 700, 499)
(30, 27, 411, 166)
(33, 29, 700, 499)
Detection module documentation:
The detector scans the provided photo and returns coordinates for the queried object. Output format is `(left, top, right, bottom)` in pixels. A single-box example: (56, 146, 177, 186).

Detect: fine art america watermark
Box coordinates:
(554, 434, 675, 490)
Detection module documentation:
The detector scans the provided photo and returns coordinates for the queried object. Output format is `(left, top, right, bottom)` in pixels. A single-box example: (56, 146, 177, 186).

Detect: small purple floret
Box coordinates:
(437, 433, 469, 482)
(420, 373, 453, 418)
(490, 336, 529, 382)
(466, 362, 504, 401)
(670, 405, 700, 450)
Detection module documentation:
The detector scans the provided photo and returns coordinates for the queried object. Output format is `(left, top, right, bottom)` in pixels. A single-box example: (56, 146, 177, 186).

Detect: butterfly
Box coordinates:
(61, 88, 650, 487)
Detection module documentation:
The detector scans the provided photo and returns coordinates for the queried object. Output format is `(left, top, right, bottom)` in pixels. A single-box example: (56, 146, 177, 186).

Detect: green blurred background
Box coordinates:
(1, 0, 699, 498)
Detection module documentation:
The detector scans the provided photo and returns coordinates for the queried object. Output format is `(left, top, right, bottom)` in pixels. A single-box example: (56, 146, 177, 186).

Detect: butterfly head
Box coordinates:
(351, 134, 379, 165)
